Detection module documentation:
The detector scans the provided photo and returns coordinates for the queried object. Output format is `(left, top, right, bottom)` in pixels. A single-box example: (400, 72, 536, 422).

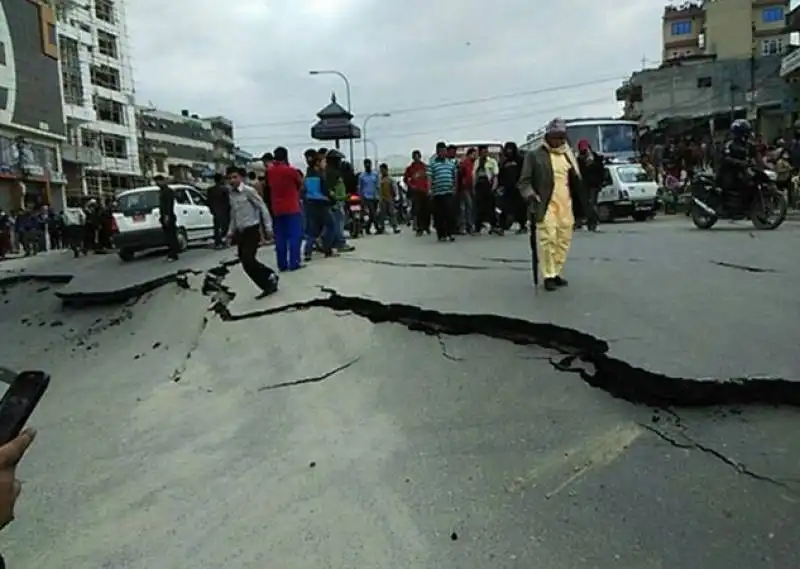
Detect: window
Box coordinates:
(117, 190, 159, 213)
(90, 64, 121, 90)
(94, 96, 125, 125)
(174, 188, 191, 205)
(697, 76, 712, 88)
(97, 30, 118, 58)
(616, 166, 651, 184)
(762, 38, 783, 55)
(187, 188, 207, 206)
(671, 21, 691, 35)
(101, 134, 127, 159)
(762, 6, 784, 23)
(82, 130, 101, 149)
(155, 158, 165, 172)
(60, 37, 84, 105)
(95, 0, 115, 23)
(37, 4, 58, 59)
(0, 41, 5, 65)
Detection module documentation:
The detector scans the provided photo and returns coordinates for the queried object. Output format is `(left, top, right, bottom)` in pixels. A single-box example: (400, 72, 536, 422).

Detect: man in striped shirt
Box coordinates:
(426, 141, 458, 241)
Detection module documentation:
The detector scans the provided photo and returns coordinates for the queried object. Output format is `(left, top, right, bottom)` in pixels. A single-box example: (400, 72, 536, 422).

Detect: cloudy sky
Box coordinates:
(127, 0, 667, 165)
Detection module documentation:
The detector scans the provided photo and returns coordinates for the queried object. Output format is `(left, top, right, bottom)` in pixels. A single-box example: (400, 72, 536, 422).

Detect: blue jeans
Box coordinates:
(304, 200, 336, 257)
(327, 203, 347, 248)
(273, 212, 303, 270)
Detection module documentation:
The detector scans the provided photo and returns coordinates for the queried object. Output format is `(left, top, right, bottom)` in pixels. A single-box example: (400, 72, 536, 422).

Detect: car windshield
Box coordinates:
(600, 123, 637, 154)
(616, 165, 651, 183)
(116, 190, 159, 213)
(566, 125, 599, 154)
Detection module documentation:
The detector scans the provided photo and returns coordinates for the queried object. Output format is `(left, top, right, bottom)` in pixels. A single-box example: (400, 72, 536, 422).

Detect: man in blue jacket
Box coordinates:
(303, 148, 337, 260)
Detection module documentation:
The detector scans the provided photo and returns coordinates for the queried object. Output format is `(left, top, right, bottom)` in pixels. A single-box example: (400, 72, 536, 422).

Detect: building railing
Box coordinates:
(61, 143, 103, 166)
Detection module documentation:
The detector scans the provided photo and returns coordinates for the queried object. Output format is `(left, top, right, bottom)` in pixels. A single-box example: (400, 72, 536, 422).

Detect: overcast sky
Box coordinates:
(127, 0, 667, 165)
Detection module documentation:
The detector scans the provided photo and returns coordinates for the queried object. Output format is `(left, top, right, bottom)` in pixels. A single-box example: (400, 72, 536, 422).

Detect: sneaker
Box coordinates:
(553, 275, 568, 287)
(544, 278, 558, 291)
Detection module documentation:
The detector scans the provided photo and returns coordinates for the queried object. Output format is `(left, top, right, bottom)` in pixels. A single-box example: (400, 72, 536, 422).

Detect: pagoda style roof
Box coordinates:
(316, 92, 352, 120)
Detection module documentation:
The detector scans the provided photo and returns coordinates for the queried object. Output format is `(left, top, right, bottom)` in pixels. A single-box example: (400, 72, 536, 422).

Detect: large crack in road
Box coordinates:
(199, 263, 800, 409)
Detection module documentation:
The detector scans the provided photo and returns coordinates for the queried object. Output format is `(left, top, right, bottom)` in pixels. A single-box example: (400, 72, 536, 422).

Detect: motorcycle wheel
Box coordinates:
(691, 204, 717, 229)
(751, 188, 787, 230)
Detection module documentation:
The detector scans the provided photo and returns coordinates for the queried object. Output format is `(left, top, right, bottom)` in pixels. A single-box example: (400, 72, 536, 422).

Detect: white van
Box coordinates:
(112, 184, 214, 261)
(596, 162, 659, 222)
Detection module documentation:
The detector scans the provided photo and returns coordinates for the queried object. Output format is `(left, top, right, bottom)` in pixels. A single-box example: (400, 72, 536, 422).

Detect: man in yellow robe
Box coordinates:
(517, 118, 589, 291)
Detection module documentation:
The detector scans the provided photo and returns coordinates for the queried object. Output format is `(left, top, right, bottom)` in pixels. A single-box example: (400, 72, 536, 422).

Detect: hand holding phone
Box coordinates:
(0, 371, 47, 531)
(0, 428, 35, 530)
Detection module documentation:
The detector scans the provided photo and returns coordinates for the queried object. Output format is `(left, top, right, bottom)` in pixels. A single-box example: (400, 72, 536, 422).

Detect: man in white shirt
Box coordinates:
(226, 166, 279, 298)
(62, 203, 87, 257)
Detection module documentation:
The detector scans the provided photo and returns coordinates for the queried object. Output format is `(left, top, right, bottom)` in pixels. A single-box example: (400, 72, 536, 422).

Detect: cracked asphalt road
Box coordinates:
(0, 217, 798, 568)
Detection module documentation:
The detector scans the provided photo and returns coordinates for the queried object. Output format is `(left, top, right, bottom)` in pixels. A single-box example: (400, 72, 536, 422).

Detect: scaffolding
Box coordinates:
(55, 0, 141, 198)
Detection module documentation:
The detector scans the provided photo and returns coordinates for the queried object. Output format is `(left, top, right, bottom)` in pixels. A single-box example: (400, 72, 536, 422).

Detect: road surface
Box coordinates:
(0, 218, 798, 568)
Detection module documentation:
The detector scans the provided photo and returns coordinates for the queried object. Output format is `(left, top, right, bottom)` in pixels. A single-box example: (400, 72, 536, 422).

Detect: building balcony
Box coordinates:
(780, 46, 800, 77)
(61, 143, 103, 166)
(64, 104, 96, 123)
(663, 4, 703, 21)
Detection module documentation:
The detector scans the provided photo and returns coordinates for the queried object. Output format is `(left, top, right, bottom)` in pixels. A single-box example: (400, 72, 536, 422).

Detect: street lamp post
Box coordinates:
(362, 113, 390, 163)
(363, 139, 379, 165)
(309, 69, 354, 164)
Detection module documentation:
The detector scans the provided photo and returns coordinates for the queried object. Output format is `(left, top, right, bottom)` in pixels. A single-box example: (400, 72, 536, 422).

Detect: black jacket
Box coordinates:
(577, 152, 605, 189)
(717, 138, 754, 187)
(158, 185, 175, 220)
(206, 183, 230, 216)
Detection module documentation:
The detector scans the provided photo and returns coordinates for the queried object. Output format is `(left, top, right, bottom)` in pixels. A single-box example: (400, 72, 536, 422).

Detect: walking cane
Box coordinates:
(527, 203, 539, 288)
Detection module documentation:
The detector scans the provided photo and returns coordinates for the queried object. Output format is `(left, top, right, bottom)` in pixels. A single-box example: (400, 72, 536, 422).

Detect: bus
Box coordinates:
(520, 118, 639, 161)
(449, 141, 503, 159)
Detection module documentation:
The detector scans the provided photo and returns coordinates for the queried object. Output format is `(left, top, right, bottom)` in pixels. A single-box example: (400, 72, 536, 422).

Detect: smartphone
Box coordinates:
(0, 371, 49, 445)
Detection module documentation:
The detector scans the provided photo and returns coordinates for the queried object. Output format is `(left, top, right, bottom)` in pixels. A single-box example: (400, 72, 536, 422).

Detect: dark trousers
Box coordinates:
(304, 200, 335, 258)
(213, 211, 229, 247)
(431, 193, 455, 238)
(364, 199, 379, 233)
(65, 225, 85, 256)
(475, 179, 497, 230)
(508, 191, 527, 229)
(411, 191, 431, 232)
(161, 218, 180, 259)
(236, 224, 278, 292)
(273, 212, 303, 271)
(83, 223, 96, 252)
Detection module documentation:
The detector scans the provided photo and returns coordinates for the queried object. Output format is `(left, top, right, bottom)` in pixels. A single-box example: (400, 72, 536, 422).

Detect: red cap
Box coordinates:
(577, 139, 590, 151)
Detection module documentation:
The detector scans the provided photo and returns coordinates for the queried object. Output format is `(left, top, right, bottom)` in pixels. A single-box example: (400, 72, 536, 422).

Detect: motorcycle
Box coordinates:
(690, 168, 787, 230)
(345, 194, 366, 238)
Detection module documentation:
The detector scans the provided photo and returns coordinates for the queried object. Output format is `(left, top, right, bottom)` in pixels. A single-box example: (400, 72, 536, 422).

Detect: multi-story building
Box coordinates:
(662, 0, 790, 62)
(205, 115, 235, 172)
(617, 0, 792, 140)
(56, 0, 140, 198)
(0, 0, 68, 211)
(137, 108, 215, 182)
(778, 5, 800, 121)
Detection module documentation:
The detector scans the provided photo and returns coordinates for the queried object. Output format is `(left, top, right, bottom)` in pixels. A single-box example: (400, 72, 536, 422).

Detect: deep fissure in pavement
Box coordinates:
(201, 264, 800, 409)
(9, 261, 796, 408)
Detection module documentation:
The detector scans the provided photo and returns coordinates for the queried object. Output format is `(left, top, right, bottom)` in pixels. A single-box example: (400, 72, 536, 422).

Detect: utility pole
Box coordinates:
(137, 107, 150, 182)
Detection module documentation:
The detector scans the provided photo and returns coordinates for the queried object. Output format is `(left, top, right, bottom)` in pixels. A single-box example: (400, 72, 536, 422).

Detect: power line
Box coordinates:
(234, 94, 617, 144)
(235, 96, 614, 150)
(233, 75, 627, 130)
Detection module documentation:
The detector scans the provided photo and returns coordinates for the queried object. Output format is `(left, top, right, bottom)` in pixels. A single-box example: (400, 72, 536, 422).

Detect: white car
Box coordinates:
(596, 162, 659, 222)
(112, 184, 214, 262)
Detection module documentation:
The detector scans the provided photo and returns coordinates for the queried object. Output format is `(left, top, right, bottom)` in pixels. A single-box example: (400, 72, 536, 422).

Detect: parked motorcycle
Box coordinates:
(345, 194, 366, 238)
(690, 168, 787, 230)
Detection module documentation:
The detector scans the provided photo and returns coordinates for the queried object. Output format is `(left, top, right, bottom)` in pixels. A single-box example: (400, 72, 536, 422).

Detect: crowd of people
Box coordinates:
(0, 199, 115, 260)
